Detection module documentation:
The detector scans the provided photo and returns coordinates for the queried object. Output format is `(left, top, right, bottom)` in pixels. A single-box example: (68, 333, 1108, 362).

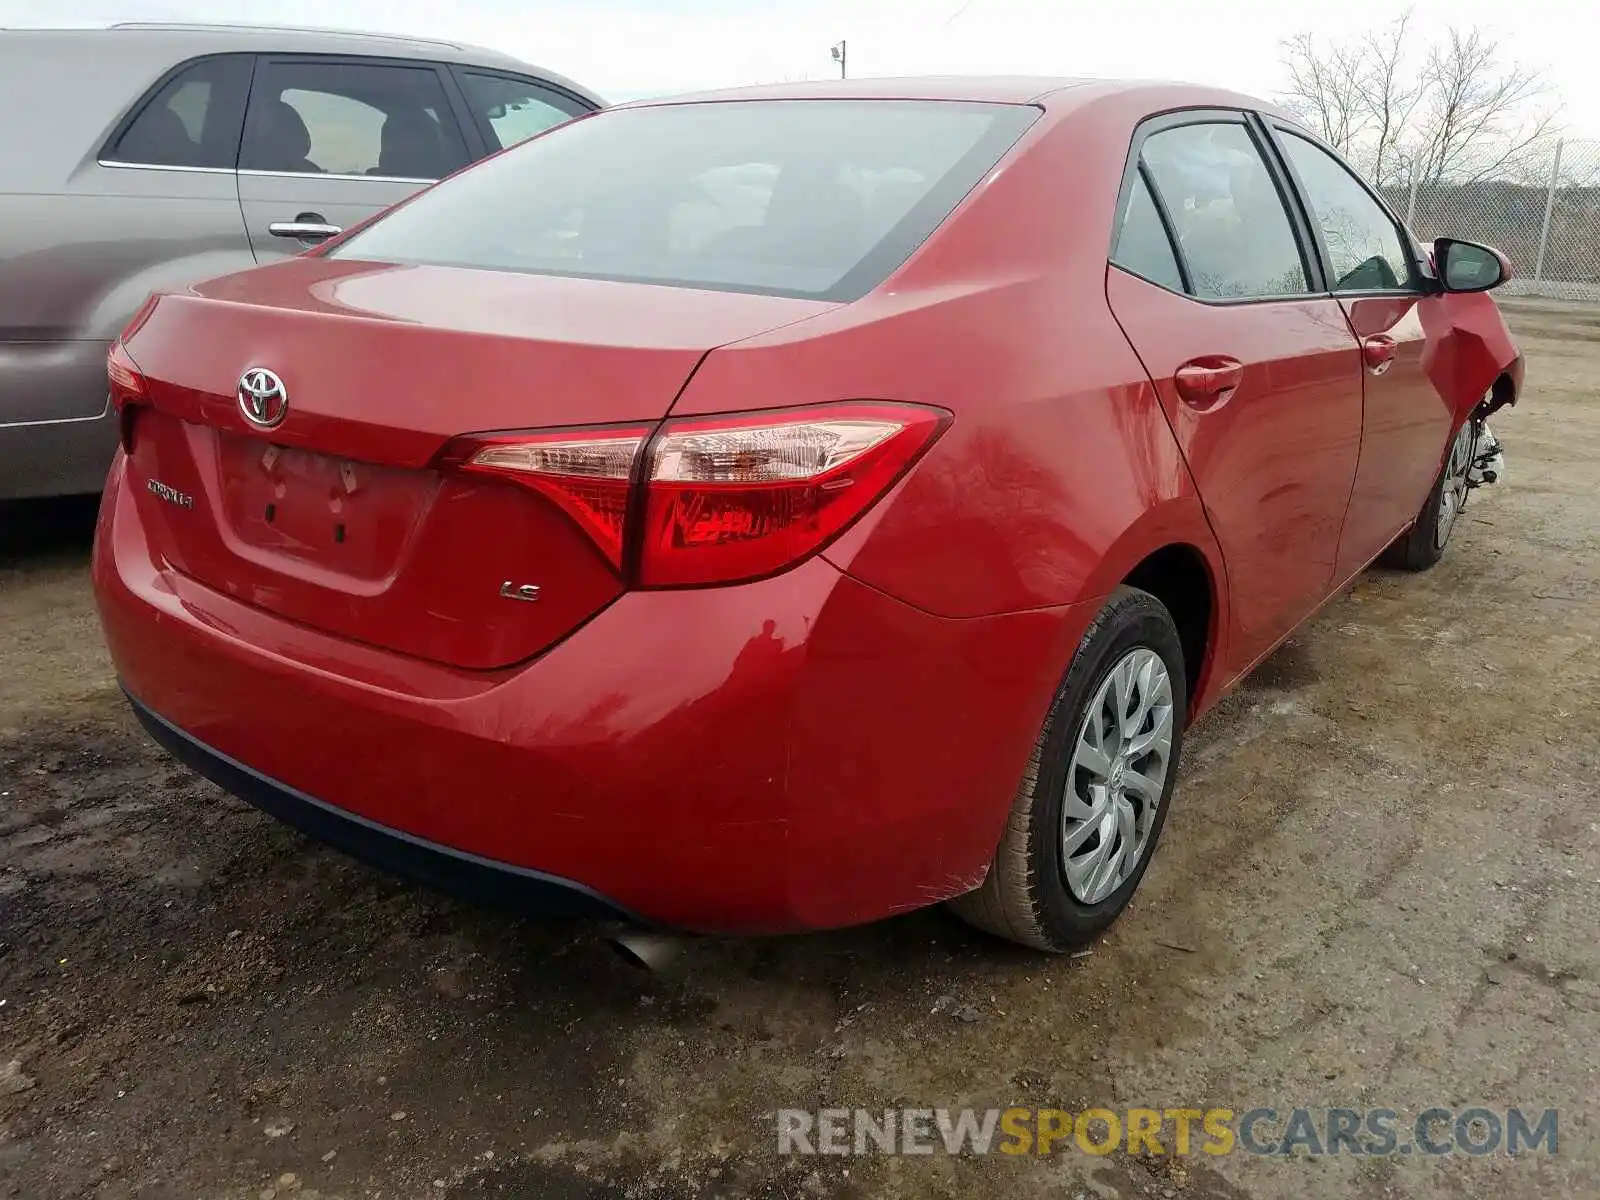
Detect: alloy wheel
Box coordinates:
(1435, 422, 1477, 551)
(1061, 647, 1175, 904)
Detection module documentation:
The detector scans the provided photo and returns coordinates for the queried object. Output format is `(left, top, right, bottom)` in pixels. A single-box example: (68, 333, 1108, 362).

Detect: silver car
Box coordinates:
(0, 22, 601, 499)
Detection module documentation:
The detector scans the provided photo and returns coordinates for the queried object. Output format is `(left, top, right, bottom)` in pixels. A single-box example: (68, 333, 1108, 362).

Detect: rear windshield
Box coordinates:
(329, 99, 1039, 301)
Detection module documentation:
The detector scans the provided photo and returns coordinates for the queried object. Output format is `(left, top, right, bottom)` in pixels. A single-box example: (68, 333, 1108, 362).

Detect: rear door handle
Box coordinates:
(1362, 334, 1398, 374)
(1173, 356, 1245, 408)
(269, 214, 342, 242)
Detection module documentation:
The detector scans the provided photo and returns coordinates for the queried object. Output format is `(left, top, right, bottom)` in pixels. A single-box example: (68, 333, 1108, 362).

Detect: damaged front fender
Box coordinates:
(1419, 288, 1523, 427)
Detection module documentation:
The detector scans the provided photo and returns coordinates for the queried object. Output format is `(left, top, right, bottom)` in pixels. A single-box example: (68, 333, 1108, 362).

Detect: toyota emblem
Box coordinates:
(237, 367, 289, 429)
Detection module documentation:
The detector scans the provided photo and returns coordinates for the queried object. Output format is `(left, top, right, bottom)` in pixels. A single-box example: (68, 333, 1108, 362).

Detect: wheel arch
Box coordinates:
(1490, 358, 1522, 411)
(1075, 496, 1232, 719)
(1122, 543, 1218, 711)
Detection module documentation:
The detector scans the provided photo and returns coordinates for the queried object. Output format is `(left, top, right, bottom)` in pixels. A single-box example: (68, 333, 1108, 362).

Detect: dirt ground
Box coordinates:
(1, 301, 1597, 1200)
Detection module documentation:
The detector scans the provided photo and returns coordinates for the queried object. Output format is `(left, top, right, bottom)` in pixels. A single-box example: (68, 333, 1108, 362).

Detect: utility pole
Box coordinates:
(830, 40, 847, 79)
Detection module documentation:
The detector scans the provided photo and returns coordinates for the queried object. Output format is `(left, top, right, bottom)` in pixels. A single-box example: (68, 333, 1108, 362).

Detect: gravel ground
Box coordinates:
(1, 301, 1596, 1200)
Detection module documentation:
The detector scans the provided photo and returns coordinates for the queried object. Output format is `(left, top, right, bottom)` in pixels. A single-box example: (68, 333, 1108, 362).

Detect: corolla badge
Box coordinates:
(237, 367, 289, 429)
(146, 479, 194, 509)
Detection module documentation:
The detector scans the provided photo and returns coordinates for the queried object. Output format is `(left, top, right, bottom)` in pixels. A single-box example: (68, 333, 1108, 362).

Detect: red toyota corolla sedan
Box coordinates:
(93, 78, 1522, 951)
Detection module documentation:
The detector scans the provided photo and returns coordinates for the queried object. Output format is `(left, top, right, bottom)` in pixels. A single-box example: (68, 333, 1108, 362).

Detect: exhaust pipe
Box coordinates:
(609, 929, 687, 973)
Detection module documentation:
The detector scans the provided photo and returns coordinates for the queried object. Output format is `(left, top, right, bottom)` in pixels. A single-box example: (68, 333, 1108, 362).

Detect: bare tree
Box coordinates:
(1412, 27, 1558, 184)
(1277, 17, 1559, 186)
(1280, 31, 1366, 157)
(1356, 11, 1425, 186)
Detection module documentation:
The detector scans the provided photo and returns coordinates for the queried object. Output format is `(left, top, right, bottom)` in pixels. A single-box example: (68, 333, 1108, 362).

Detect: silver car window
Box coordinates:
(241, 60, 469, 180)
(107, 55, 251, 170)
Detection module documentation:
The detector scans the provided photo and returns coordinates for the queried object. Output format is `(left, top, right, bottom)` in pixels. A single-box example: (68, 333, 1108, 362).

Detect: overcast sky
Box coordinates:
(7, 0, 1597, 137)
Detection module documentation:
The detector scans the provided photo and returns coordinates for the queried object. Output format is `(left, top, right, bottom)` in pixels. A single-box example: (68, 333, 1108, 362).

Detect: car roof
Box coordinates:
(3, 22, 600, 104)
(626, 76, 1284, 120)
(633, 77, 1093, 105)
(109, 20, 519, 64)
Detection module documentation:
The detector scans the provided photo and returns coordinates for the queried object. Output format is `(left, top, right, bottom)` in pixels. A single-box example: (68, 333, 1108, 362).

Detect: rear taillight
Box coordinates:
(440, 403, 947, 586)
(106, 340, 148, 452)
(107, 340, 146, 405)
(443, 426, 651, 570)
(639, 404, 946, 586)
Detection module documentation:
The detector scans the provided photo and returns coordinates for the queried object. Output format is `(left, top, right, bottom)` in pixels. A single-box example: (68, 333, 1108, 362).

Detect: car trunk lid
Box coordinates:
(118, 257, 834, 669)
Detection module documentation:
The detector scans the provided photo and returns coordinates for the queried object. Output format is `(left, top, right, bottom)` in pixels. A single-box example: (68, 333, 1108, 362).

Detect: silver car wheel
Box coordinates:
(1061, 647, 1175, 905)
(1435, 421, 1477, 551)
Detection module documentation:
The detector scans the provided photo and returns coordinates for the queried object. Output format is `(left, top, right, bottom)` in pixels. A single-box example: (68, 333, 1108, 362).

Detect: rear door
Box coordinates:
(237, 56, 474, 259)
(1105, 111, 1365, 675)
(1264, 123, 1458, 578)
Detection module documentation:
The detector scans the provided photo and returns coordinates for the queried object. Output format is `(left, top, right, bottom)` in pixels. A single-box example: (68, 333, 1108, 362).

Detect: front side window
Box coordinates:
(1279, 132, 1414, 292)
(329, 99, 1039, 301)
(109, 56, 251, 169)
(240, 60, 469, 180)
(1140, 122, 1310, 300)
(458, 71, 586, 149)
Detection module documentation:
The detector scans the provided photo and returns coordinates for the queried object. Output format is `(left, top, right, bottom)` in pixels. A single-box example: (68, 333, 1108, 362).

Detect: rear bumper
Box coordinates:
(94, 453, 1093, 933)
(130, 693, 636, 923)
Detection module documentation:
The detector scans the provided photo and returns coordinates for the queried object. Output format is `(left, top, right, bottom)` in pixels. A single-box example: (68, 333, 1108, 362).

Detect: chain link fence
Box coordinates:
(1376, 139, 1600, 301)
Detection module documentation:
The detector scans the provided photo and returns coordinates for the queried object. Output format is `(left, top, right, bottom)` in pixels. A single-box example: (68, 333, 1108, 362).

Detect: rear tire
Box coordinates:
(948, 586, 1188, 952)
(1381, 419, 1476, 572)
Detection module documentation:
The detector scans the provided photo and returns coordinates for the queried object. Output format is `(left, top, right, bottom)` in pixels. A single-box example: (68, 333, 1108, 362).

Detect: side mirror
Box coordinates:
(1434, 238, 1511, 293)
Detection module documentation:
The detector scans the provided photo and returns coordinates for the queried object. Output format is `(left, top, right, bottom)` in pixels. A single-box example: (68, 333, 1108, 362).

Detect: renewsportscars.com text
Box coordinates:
(777, 1106, 1558, 1157)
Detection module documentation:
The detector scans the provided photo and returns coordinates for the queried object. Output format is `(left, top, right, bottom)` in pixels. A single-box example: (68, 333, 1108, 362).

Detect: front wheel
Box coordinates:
(1381, 419, 1476, 571)
(948, 586, 1188, 951)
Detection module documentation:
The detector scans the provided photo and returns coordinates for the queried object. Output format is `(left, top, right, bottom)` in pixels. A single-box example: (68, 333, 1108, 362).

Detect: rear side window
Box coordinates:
(108, 56, 251, 169)
(329, 99, 1039, 301)
(1140, 122, 1310, 300)
(241, 59, 469, 180)
(1278, 132, 1414, 292)
(458, 71, 587, 149)
(1112, 172, 1184, 292)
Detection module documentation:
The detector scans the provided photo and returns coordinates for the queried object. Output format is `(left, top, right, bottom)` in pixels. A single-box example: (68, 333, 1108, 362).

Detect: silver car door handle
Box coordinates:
(268, 221, 342, 241)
